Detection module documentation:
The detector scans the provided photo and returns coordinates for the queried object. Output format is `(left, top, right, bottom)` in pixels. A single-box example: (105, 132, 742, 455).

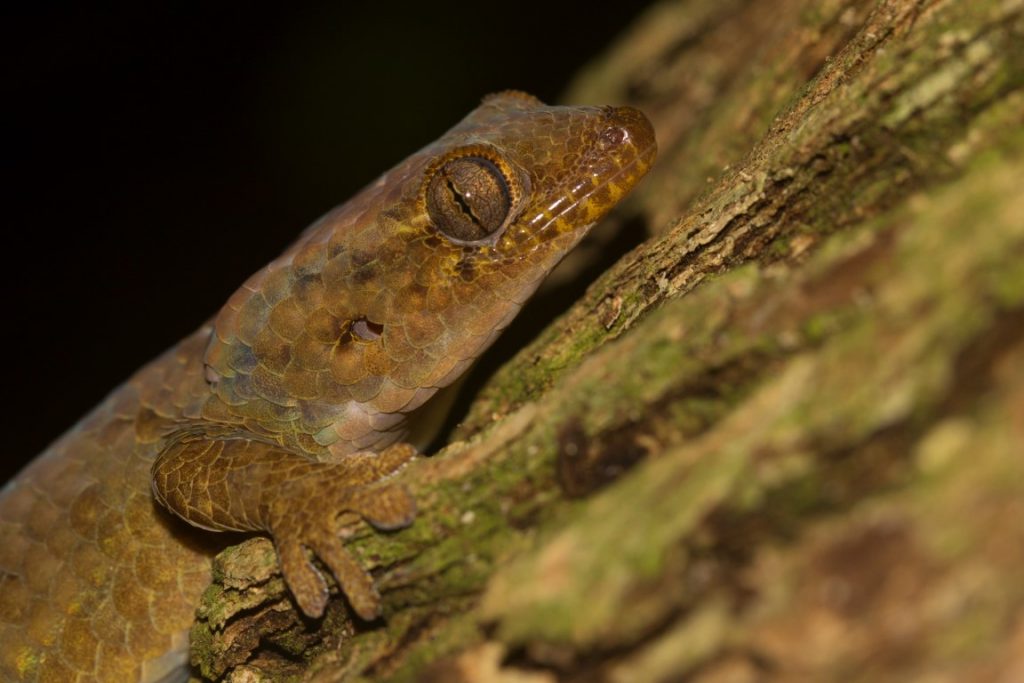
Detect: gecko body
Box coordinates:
(0, 92, 655, 682)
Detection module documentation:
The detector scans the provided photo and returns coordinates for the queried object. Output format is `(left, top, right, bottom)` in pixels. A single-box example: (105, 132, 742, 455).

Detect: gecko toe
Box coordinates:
(347, 484, 417, 530)
(278, 538, 330, 618)
(311, 535, 382, 620)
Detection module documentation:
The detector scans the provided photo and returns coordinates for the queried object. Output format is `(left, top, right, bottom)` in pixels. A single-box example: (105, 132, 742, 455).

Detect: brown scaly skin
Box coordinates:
(0, 92, 656, 682)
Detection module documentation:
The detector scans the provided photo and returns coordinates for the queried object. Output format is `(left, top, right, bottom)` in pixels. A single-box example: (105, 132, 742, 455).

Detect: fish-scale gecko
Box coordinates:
(0, 92, 656, 682)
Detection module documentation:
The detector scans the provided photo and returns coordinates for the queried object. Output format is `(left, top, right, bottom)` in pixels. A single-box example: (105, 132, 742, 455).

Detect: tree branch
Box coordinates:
(191, 1, 1024, 680)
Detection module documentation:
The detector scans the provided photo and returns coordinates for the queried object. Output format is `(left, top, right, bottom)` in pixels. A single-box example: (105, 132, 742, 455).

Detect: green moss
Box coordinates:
(379, 613, 485, 683)
(768, 235, 793, 258)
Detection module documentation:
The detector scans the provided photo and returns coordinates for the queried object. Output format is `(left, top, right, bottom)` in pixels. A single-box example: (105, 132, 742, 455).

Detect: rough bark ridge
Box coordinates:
(192, 1, 1024, 681)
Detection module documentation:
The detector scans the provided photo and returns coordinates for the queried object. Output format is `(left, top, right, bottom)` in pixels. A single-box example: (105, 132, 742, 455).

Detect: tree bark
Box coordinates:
(192, 1, 1024, 680)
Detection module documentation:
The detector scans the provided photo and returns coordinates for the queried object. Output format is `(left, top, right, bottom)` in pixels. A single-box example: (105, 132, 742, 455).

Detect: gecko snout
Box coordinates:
(599, 105, 657, 165)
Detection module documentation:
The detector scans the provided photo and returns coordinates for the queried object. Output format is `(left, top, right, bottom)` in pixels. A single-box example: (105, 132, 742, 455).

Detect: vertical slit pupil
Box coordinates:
(447, 177, 480, 226)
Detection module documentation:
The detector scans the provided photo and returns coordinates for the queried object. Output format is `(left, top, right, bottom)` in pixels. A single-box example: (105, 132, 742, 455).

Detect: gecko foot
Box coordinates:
(153, 432, 419, 621)
(268, 481, 415, 620)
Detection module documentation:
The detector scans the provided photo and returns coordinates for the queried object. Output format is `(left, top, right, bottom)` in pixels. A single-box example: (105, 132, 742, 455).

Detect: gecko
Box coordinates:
(0, 91, 656, 682)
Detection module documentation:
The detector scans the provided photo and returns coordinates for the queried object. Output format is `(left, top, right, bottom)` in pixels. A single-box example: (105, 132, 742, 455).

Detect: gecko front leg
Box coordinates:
(152, 431, 417, 619)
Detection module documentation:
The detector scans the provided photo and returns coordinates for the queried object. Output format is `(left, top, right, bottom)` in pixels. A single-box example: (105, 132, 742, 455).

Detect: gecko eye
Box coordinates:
(426, 156, 512, 242)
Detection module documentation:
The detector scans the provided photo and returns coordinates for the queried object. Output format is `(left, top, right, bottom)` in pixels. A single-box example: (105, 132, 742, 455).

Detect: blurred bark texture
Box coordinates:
(192, 1, 1024, 681)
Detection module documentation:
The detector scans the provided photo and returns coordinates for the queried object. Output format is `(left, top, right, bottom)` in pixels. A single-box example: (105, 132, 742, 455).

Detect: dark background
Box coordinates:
(5, 3, 649, 481)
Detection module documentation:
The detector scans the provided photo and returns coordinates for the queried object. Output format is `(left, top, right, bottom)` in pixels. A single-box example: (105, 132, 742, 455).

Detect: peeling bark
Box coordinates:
(192, 1, 1024, 681)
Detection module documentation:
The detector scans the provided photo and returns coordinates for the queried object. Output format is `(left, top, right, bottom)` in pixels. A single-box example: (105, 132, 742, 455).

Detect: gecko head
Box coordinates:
(417, 91, 656, 257)
(419, 91, 656, 265)
(206, 93, 655, 451)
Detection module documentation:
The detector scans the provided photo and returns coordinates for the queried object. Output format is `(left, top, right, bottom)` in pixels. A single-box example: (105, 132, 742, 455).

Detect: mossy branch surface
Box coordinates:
(191, 1, 1024, 681)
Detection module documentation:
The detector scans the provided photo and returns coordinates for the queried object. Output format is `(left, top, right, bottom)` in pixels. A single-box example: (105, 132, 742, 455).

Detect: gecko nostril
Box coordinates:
(597, 126, 627, 150)
(606, 106, 657, 158)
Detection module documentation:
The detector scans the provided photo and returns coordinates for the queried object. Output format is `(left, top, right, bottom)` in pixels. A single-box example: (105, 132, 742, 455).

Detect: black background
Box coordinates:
(5, 2, 650, 481)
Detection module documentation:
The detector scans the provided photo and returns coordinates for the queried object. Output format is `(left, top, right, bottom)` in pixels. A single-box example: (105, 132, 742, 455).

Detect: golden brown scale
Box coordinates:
(0, 92, 655, 682)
